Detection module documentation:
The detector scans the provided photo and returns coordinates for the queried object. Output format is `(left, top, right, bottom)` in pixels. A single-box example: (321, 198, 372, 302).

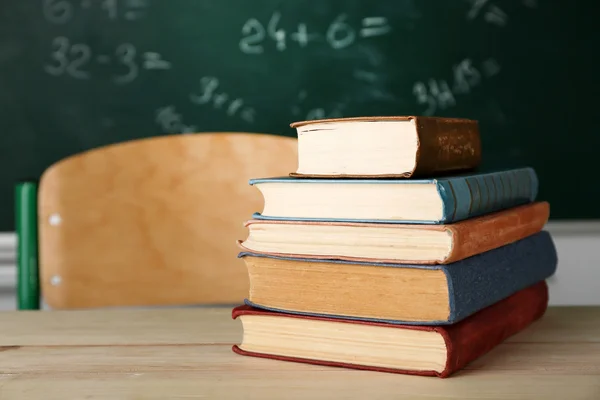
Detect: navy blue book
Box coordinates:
(249, 167, 538, 224)
(239, 231, 557, 325)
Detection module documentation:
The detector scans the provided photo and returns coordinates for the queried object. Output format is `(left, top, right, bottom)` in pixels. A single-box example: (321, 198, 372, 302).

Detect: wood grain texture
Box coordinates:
(37, 133, 297, 309)
(0, 307, 598, 399)
(0, 307, 240, 346)
(2, 343, 599, 376)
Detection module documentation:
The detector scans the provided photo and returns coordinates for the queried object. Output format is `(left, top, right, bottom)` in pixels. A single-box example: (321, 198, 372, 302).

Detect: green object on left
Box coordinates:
(15, 181, 40, 310)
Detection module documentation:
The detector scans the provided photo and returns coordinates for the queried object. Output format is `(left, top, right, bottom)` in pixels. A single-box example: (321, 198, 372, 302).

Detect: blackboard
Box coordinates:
(0, 0, 597, 230)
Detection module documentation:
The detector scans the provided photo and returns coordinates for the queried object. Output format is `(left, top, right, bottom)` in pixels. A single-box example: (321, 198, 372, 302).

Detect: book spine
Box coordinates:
(444, 202, 550, 263)
(444, 231, 556, 324)
(441, 280, 549, 377)
(412, 117, 482, 177)
(437, 167, 539, 223)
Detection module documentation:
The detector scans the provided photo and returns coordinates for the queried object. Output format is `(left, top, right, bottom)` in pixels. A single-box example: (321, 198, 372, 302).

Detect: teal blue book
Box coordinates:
(239, 231, 557, 325)
(249, 167, 538, 224)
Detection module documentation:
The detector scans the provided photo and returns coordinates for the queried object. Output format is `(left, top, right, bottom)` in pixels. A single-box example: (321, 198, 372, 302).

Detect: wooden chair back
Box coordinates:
(36, 133, 297, 309)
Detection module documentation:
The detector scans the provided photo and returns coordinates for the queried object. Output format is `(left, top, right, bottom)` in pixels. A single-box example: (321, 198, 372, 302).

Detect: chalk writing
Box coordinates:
(267, 12, 286, 51)
(123, 0, 147, 20)
(305, 107, 343, 120)
(291, 90, 344, 120)
(113, 43, 138, 84)
(290, 23, 318, 48)
(239, 12, 391, 54)
(43, 0, 73, 24)
(452, 58, 481, 94)
(239, 19, 265, 54)
(353, 69, 378, 83)
(360, 17, 392, 38)
(413, 58, 500, 116)
(43, 37, 170, 84)
(43, 0, 147, 24)
(466, 0, 537, 25)
(292, 106, 343, 121)
(466, 0, 507, 26)
(44, 37, 91, 79)
(155, 106, 197, 134)
(189, 77, 256, 123)
(484, 6, 507, 26)
(413, 80, 455, 116)
(143, 52, 171, 70)
(101, 0, 118, 20)
(326, 14, 355, 50)
(482, 58, 501, 77)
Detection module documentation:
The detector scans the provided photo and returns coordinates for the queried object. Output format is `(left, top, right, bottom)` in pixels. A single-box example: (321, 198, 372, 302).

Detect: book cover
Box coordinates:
(240, 231, 557, 325)
(232, 281, 549, 378)
(238, 201, 550, 264)
(250, 167, 538, 224)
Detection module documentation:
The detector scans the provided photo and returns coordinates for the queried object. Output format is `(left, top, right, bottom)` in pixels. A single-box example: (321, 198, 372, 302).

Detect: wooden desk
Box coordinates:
(1, 307, 599, 399)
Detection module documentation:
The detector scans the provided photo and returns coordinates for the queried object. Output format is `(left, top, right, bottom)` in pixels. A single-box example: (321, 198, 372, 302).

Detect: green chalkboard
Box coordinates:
(0, 0, 597, 230)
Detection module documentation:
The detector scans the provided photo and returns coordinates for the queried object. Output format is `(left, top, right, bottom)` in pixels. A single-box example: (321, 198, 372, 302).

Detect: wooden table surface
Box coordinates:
(1, 306, 599, 399)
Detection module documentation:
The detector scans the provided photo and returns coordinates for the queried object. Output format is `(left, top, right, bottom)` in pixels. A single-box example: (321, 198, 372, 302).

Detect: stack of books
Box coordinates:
(231, 116, 557, 378)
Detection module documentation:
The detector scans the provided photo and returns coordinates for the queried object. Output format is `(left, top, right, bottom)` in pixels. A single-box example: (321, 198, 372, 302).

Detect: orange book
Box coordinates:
(238, 202, 549, 265)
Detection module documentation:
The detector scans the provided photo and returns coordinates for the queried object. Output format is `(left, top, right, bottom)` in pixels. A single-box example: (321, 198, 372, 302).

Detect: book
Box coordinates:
(238, 201, 549, 265)
(239, 231, 557, 325)
(232, 280, 549, 378)
(290, 116, 481, 178)
(250, 167, 538, 224)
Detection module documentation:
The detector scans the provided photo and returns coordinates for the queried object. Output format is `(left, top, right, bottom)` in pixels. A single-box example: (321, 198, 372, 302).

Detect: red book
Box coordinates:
(232, 281, 548, 378)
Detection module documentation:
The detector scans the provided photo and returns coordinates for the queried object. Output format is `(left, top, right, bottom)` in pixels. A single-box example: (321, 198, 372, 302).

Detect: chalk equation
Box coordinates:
(43, 36, 170, 83)
(240, 12, 391, 54)
(465, 0, 537, 27)
(154, 84, 345, 134)
(189, 76, 257, 124)
(42, 0, 147, 24)
(155, 106, 197, 134)
(412, 58, 501, 116)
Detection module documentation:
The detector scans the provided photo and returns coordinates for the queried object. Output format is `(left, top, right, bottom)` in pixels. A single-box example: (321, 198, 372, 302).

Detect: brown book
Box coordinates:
(289, 116, 481, 178)
(232, 281, 549, 378)
(238, 231, 557, 325)
(239, 202, 549, 265)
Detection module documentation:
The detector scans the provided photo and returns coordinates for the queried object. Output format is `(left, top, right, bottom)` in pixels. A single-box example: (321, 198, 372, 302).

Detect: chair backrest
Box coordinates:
(36, 132, 297, 309)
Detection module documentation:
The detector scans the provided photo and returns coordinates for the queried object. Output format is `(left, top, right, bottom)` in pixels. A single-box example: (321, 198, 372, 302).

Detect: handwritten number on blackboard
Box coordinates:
(429, 80, 456, 110)
(412, 58, 498, 115)
(267, 12, 286, 51)
(44, 36, 69, 76)
(101, 0, 118, 20)
(190, 77, 220, 105)
(189, 76, 256, 123)
(453, 59, 481, 94)
(413, 79, 456, 116)
(43, 0, 73, 24)
(326, 14, 356, 50)
(44, 36, 90, 79)
(67, 44, 91, 79)
(240, 19, 266, 54)
(113, 43, 138, 84)
(413, 82, 437, 116)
